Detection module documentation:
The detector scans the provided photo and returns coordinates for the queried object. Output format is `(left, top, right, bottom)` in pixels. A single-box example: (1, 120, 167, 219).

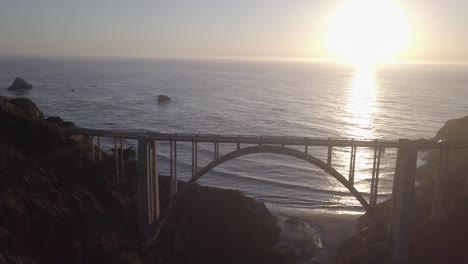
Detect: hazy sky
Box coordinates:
(1, 0, 468, 62)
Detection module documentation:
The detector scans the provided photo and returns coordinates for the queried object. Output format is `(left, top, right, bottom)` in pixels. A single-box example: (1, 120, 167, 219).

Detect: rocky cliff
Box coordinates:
(333, 116, 468, 264)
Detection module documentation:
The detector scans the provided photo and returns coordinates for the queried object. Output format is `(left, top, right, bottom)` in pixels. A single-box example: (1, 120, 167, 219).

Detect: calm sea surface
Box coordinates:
(1, 57, 467, 213)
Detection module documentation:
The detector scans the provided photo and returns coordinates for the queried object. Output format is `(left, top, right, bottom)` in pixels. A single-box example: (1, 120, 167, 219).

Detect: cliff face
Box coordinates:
(333, 116, 468, 264)
(0, 96, 291, 264)
(434, 116, 468, 141)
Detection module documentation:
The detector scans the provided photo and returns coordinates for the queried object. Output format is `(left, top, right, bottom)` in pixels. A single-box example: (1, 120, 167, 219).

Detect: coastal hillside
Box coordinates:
(333, 116, 468, 264)
(0, 96, 153, 263)
(0, 96, 298, 264)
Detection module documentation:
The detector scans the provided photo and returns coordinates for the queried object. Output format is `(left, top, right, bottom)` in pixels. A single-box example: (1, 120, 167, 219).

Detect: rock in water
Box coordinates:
(7, 77, 33, 90)
(157, 94, 171, 102)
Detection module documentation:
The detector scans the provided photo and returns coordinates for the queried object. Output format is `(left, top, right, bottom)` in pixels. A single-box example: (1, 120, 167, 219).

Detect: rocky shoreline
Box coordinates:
(0, 96, 329, 264)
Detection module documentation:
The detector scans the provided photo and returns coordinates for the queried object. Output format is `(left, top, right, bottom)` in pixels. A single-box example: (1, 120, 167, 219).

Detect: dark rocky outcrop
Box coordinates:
(157, 94, 171, 102)
(434, 115, 468, 141)
(425, 115, 468, 170)
(0, 96, 16, 113)
(0, 96, 44, 119)
(157, 179, 286, 264)
(333, 115, 468, 264)
(7, 77, 33, 90)
(8, 97, 44, 119)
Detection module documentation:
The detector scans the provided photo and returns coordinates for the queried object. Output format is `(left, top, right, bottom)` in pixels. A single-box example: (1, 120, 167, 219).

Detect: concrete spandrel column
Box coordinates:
(152, 141, 160, 220)
(431, 147, 449, 224)
(391, 139, 417, 264)
(137, 137, 151, 241)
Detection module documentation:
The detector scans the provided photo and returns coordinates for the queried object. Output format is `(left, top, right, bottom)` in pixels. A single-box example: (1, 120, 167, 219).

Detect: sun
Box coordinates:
(325, 0, 410, 67)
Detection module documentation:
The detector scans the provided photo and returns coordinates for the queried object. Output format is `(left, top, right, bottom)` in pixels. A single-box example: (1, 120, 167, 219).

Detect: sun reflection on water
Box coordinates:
(331, 65, 381, 200)
(344, 65, 378, 139)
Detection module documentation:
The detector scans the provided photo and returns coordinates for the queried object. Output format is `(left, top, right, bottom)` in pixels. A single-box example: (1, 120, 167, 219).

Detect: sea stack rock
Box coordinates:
(7, 77, 33, 90)
(157, 94, 171, 103)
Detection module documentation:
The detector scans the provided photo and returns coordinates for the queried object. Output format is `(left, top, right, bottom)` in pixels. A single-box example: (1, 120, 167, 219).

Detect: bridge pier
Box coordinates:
(389, 139, 417, 264)
(137, 137, 160, 240)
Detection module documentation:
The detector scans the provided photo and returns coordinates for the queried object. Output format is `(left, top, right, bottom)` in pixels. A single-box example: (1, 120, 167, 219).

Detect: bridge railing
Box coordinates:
(69, 127, 468, 208)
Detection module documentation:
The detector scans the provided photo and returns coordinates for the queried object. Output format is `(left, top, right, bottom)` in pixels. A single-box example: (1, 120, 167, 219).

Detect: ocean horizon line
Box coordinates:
(1, 53, 468, 66)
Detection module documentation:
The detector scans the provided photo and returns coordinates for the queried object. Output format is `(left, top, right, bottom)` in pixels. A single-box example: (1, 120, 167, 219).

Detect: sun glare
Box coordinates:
(325, 0, 410, 67)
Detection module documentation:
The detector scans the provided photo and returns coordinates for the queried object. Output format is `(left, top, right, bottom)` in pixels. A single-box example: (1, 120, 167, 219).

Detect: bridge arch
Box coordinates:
(188, 145, 370, 211)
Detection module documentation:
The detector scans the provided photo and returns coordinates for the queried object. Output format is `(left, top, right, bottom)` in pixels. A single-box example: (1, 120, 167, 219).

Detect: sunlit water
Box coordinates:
(1, 57, 467, 214)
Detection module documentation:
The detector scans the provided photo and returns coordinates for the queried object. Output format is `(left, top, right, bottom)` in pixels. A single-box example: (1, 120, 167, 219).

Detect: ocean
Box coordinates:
(1, 56, 467, 214)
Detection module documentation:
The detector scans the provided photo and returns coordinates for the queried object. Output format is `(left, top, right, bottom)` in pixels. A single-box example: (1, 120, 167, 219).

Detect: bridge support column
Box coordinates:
(431, 146, 449, 223)
(389, 139, 417, 264)
(114, 138, 120, 188)
(137, 137, 160, 241)
(151, 141, 160, 220)
(169, 140, 178, 198)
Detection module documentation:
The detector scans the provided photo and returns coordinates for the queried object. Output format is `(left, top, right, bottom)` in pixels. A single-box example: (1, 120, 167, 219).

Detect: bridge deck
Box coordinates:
(68, 127, 468, 149)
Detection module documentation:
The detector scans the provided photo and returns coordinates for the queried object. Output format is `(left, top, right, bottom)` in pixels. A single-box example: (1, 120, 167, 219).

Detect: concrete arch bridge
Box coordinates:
(69, 127, 468, 264)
